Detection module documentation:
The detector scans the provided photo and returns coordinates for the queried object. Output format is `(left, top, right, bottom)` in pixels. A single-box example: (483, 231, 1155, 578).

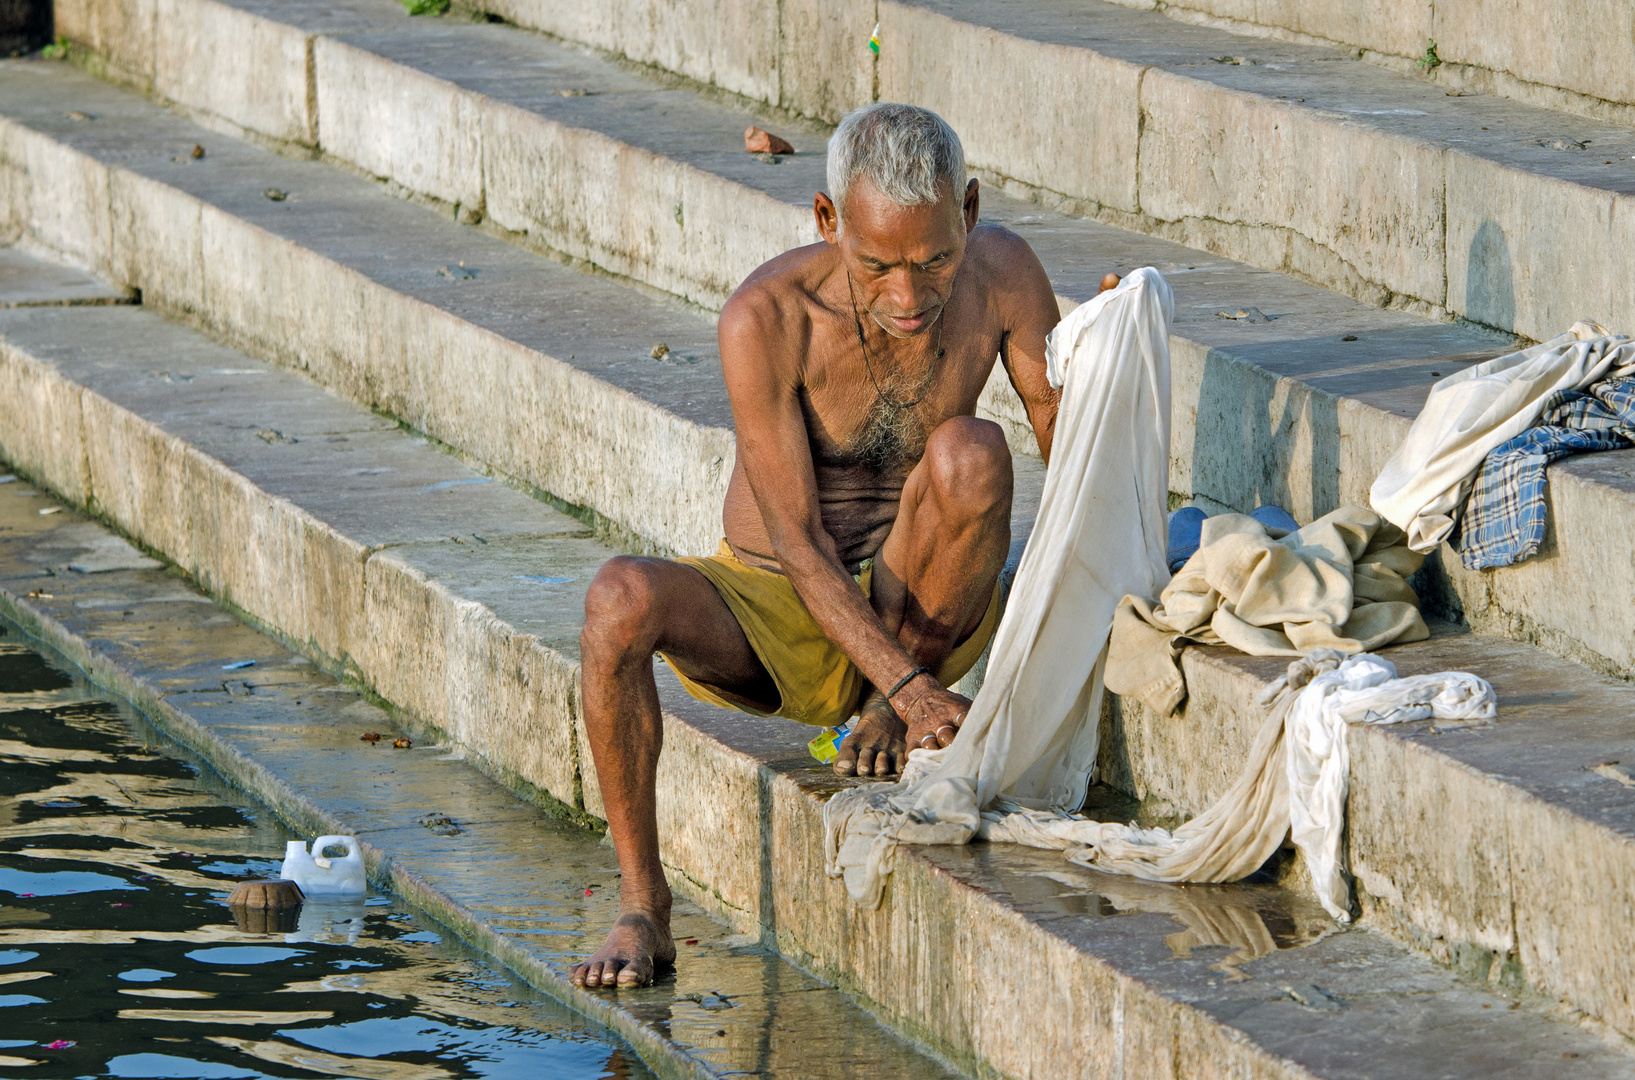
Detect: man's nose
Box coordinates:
(881, 269, 927, 312)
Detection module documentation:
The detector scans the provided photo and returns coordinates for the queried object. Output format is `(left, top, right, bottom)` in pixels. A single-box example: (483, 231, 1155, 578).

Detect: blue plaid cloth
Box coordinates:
(1458, 375, 1635, 569)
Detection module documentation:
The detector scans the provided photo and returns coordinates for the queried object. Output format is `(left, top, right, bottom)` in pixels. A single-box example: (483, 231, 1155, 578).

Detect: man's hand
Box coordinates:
(894, 674, 971, 756)
(835, 692, 907, 777)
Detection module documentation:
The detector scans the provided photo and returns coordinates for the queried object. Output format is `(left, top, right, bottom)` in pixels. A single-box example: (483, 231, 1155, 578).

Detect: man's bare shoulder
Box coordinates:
(964, 224, 1054, 306)
(719, 241, 835, 376)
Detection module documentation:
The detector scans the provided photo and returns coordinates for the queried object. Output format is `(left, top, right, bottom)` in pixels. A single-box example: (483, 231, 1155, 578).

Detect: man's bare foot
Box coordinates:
(835, 692, 907, 777)
(571, 910, 677, 989)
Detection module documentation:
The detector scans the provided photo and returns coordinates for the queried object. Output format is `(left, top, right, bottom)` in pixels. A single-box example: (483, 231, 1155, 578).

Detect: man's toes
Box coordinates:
(570, 964, 588, 988)
(616, 959, 653, 988)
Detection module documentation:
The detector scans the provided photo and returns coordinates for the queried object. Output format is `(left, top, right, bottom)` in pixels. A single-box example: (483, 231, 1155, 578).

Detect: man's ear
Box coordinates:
(815, 191, 841, 244)
(962, 178, 980, 234)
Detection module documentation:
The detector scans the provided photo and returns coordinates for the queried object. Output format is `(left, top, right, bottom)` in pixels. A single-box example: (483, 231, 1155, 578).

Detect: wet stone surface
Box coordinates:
(0, 484, 962, 1080)
(0, 623, 659, 1079)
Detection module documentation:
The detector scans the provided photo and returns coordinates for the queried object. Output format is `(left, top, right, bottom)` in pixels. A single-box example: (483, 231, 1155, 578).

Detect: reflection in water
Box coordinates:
(1022, 863, 1335, 981)
(0, 627, 656, 1080)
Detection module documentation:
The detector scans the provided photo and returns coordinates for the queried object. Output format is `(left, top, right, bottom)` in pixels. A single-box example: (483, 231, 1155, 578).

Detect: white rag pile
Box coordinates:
(1370, 321, 1635, 551)
(823, 267, 1175, 910)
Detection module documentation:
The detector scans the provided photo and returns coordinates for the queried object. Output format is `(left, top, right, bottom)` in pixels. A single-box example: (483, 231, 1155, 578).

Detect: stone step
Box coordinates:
(15, 50, 1635, 698)
(0, 490, 962, 1080)
(1104, 629, 1635, 1038)
(2, 250, 1631, 1078)
(4, 57, 1635, 1034)
(144, 0, 1635, 347)
(1089, 0, 1635, 126)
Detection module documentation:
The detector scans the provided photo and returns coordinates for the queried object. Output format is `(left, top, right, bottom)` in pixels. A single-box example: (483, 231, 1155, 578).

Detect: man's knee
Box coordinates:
(583, 556, 668, 658)
(923, 416, 1013, 514)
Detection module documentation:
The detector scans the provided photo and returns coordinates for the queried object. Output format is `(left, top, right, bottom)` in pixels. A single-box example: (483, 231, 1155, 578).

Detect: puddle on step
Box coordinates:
(1004, 783, 1337, 982)
(0, 622, 657, 1080)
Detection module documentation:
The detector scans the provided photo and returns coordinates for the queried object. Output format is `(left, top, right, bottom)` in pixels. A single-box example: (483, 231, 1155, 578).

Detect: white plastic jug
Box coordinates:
(280, 835, 366, 898)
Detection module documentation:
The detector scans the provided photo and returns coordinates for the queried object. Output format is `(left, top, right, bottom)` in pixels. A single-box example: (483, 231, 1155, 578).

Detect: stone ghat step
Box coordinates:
(28, 20, 1635, 695)
(16, 58, 1635, 698)
(0, 281, 1629, 1080)
(453, 0, 1635, 130)
(0, 495, 963, 1080)
(2, 250, 1633, 1050)
(93, 0, 1635, 345)
(1103, 630, 1635, 1040)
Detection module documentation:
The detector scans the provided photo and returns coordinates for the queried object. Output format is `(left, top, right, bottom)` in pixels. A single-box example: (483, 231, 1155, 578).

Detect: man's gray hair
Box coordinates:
(826, 103, 966, 225)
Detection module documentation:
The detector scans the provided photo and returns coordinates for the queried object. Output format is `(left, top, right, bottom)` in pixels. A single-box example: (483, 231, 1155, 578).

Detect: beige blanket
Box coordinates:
(1106, 505, 1428, 717)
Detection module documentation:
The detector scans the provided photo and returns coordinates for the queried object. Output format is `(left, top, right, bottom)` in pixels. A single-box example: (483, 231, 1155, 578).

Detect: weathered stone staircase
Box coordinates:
(1, 0, 1633, 1074)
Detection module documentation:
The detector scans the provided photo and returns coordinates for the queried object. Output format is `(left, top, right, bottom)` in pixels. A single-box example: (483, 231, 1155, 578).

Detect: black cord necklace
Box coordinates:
(846, 270, 947, 410)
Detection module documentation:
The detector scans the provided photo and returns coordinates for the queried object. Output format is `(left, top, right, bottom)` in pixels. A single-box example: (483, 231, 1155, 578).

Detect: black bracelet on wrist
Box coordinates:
(885, 665, 931, 702)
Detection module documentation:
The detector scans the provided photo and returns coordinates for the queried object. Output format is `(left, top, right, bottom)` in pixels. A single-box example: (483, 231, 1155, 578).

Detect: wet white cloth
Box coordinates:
(823, 267, 1174, 909)
(1279, 653, 1494, 917)
(1370, 322, 1635, 552)
(977, 651, 1494, 921)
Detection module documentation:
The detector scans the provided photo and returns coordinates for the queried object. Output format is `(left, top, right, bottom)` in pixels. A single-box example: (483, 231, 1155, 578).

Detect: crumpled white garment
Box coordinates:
(979, 650, 1494, 921)
(1370, 321, 1635, 552)
(823, 267, 1174, 909)
(1279, 652, 1493, 918)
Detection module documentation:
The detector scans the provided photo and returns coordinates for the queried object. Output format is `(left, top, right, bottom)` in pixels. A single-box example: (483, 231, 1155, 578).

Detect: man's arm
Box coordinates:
(991, 232, 1072, 463)
(717, 291, 932, 721)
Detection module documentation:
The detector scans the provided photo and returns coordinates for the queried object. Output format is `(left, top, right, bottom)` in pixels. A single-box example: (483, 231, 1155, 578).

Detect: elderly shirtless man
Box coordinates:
(573, 103, 1106, 989)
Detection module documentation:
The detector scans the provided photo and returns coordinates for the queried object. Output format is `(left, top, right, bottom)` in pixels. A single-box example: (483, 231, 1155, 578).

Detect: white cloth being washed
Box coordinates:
(980, 650, 1494, 920)
(1370, 322, 1635, 552)
(823, 267, 1175, 909)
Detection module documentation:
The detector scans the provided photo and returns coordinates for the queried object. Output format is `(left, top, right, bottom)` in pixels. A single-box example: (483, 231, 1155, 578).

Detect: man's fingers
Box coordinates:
(834, 737, 860, 776)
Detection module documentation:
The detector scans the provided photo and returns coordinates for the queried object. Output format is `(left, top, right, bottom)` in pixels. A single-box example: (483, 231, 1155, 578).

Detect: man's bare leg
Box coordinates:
(573, 556, 776, 988)
(836, 416, 1013, 777)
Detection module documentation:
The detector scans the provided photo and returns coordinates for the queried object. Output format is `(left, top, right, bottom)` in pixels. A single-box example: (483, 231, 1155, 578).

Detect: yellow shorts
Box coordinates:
(662, 540, 1001, 728)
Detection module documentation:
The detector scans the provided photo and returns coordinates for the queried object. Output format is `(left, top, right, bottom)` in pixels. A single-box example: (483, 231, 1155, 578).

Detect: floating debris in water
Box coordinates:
(24, 590, 53, 600)
(222, 660, 256, 671)
(263, 188, 288, 202)
(38, 797, 84, 808)
(360, 732, 382, 743)
(417, 813, 461, 837)
(392, 737, 412, 749)
(38, 507, 61, 515)
(43, 1041, 74, 1050)
(516, 575, 573, 585)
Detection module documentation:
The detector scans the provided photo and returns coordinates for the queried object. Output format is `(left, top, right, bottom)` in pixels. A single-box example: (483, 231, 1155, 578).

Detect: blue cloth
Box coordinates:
(1167, 505, 1299, 572)
(1458, 375, 1635, 570)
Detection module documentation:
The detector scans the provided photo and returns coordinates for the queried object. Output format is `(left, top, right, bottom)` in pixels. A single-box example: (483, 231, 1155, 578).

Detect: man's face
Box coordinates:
(817, 177, 979, 339)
